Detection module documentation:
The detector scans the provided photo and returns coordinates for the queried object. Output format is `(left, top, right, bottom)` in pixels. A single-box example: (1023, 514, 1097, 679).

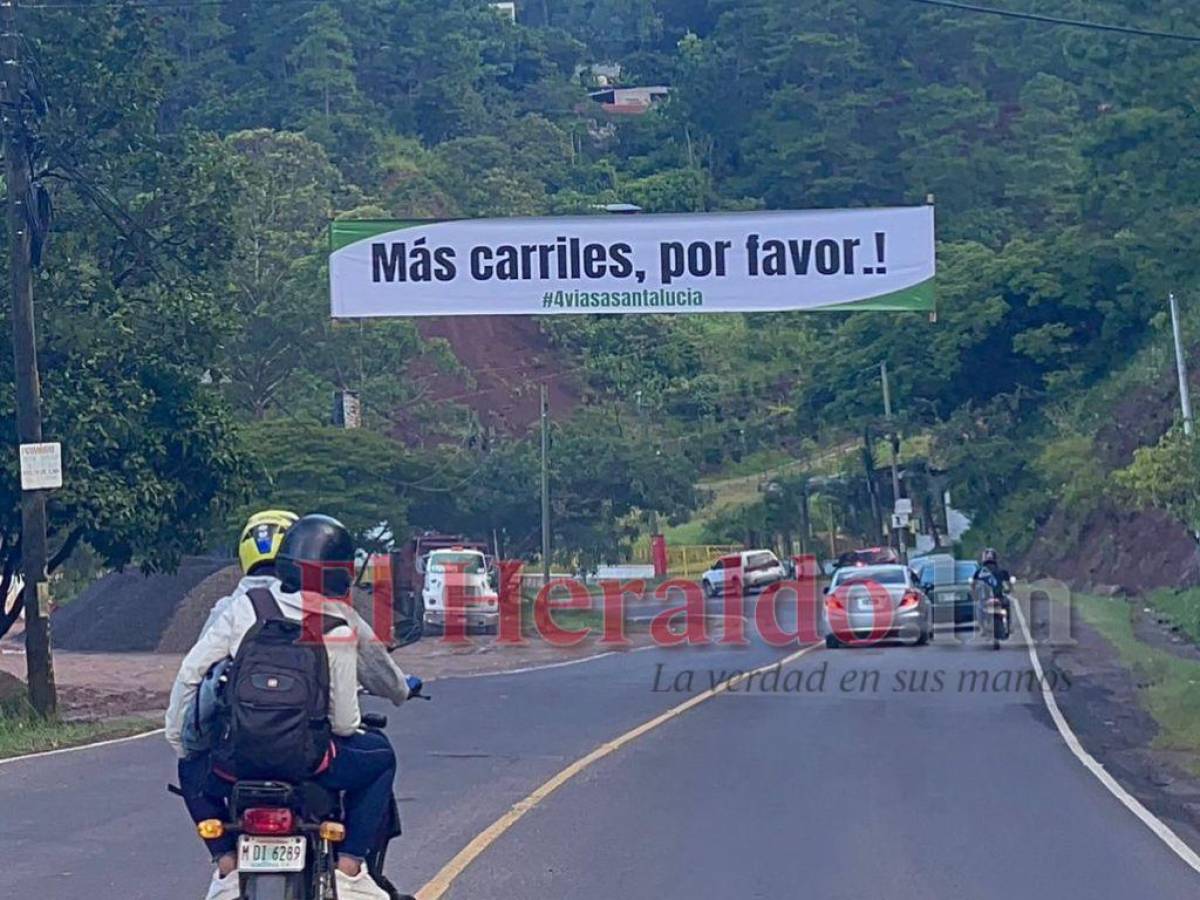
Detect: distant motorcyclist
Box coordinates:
(166, 513, 409, 900)
(972, 548, 1012, 639)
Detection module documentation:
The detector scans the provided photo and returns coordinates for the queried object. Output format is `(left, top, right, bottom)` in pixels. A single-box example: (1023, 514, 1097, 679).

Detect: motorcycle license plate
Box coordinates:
(238, 835, 306, 872)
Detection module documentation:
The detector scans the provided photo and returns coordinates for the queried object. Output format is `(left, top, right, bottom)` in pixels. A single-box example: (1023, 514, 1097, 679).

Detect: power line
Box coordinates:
(901, 0, 1200, 43)
(22, 0, 320, 10)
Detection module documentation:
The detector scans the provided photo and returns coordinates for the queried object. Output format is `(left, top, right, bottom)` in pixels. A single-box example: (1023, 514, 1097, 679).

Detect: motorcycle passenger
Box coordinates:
(166, 514, 402, 900)
(973, 548, 1012, 638)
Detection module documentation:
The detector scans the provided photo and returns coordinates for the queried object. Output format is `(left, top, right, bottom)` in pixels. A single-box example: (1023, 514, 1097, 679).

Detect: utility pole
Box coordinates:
(540, 384, 551, 586)
(1169, 292, 1193, 437)
(881, 362, 906, 562)
(1, 0, 55, 715)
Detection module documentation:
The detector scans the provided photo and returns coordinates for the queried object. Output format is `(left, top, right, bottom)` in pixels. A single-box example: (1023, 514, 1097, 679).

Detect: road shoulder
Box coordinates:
(1032, 593, 1200, 855)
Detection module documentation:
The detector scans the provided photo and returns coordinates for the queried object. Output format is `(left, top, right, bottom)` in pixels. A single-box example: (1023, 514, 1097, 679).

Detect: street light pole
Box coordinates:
(1169, 292, 1193, 437)
(1, 0, 56, 715)
(881, 362, 906, 562)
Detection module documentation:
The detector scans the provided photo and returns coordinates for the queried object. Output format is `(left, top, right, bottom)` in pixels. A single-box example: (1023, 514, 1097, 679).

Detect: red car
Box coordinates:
(835, 547, 900, 570)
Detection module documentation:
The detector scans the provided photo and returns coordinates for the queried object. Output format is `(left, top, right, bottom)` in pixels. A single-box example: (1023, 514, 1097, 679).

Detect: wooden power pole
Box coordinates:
(1, 0, 56, 715)
(540, 384, 551, 586)
(881, 362, 907, 563)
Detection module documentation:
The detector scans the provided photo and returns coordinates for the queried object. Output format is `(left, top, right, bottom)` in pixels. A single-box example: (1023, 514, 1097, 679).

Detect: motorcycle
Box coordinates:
(190, 710, 416, 900)
(975, 577, 1015, 650)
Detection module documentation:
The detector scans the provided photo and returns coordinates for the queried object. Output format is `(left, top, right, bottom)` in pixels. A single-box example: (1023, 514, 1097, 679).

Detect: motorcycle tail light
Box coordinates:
(242, 807, 295, 835)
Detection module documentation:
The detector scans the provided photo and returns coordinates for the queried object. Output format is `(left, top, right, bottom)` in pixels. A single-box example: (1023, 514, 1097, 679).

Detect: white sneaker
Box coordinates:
(204, 867, 240, 900)
(335, 864, 391, 900)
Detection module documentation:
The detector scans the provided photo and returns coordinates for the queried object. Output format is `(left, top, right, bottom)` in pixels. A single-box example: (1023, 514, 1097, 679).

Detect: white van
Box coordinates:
(700, 549, 787, 598)
(422, 547, 499, 632)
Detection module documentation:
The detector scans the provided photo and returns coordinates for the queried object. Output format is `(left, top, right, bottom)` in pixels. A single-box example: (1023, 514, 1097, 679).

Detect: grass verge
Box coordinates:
(0, 712, 158, 760)
(1145, 587, 1200, 645)
(1073, 593, 1200, 773)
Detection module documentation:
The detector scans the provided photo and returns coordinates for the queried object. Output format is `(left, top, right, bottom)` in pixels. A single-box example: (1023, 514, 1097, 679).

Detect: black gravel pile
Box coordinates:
(52, 557, 232, 651)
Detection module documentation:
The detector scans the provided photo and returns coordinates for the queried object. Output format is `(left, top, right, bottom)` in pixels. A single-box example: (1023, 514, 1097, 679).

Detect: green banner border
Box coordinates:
(330, 219, 431, 252)
(813, 277, 935, 312)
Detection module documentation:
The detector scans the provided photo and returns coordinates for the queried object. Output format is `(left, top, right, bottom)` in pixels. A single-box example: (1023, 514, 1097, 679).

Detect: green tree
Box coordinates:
(234, 421, 412, 549)
(0, 8, 258, 637)
(218, 130, 345, 420)
(1116, 429, 1200, 536)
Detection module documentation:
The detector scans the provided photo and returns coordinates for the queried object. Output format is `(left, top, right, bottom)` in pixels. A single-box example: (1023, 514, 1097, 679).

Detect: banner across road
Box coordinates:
(329, 206, 935, 318)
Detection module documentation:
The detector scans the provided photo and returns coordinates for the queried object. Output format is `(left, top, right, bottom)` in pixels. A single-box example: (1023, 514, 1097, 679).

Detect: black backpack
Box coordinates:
(214, 588, 342, 782)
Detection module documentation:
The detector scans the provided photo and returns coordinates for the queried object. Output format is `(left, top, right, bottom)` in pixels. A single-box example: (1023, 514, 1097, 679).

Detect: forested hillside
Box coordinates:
(7, 0, 1200, 579)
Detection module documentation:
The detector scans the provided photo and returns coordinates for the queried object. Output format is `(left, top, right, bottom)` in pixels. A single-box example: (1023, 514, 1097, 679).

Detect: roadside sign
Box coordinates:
(891, 513, 910, 529)
(19, 442, 61, 490)
(894, 498, 913, 516)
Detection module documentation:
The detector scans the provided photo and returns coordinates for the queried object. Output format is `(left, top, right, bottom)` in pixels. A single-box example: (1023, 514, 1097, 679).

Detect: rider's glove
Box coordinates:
(405, 675, 424, 698)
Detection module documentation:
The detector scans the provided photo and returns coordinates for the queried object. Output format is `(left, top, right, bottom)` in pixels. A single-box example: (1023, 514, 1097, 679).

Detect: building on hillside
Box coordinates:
(588, 85, 671, 116)
(490, 2, 516, 22)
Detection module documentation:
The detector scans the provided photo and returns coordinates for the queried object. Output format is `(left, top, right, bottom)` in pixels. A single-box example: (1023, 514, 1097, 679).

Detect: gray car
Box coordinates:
(822, 563, 933, 648)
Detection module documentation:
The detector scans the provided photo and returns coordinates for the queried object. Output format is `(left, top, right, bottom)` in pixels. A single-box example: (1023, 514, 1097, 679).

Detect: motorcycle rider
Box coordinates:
(973, 548, 1012, 638)
(166, 513, 409, 900)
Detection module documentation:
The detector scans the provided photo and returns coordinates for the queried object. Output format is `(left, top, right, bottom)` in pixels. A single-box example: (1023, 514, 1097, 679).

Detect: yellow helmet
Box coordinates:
(238, 509, 300, 575)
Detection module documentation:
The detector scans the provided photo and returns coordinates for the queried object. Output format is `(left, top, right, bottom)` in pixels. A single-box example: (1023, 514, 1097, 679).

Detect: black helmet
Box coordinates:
(276, 514, 355, 598)
(981, 548, 998, 565)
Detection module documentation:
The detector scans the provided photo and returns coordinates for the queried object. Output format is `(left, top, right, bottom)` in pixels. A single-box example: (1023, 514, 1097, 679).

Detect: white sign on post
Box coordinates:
(19, 442, 62, 490)
(894, 498, 913, 516)
(329, 206, 936, 318)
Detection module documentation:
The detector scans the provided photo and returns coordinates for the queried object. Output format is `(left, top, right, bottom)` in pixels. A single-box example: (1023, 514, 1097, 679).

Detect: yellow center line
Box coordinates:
(415, 643, 822, 900)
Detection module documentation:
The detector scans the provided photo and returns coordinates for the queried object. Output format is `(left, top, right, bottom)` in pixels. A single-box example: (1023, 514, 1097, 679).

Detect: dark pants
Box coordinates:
(178, 753, 235, 859)
(317, 730, 398, 860)
(179, 731, 397, 863)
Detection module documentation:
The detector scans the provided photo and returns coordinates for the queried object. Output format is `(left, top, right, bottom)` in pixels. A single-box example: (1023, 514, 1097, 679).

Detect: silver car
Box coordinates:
(822, 563, 932, 648)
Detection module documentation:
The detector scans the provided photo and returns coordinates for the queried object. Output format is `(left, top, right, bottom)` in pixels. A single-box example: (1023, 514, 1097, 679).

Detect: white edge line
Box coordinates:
(1014, 594, 1200, 873)
(445, 645, 656, 680)
(0, 647, 658, 765)
(0, 725, 165, 767)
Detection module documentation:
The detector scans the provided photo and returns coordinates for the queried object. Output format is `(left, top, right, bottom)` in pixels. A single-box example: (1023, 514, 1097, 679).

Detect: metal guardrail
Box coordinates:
(629, 543, 742, 578)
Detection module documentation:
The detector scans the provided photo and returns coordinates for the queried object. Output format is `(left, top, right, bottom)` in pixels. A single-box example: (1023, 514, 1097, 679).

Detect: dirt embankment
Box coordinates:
(1022, 373, 1200, 593)
(396, 316, 581, 444)
(1023, 505, 1200, 593)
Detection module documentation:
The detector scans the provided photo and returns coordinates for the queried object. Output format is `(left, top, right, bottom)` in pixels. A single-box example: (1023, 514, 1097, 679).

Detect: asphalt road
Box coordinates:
(2, 609, 1199, 899)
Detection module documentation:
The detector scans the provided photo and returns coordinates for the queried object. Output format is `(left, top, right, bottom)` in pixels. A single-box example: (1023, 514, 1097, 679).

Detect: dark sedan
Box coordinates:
(911, 555, 978, 629)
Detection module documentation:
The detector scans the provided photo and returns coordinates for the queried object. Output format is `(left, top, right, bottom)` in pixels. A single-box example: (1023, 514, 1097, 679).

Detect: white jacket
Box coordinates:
(198, 576, 411, 707)
(165, 579, 360, 758)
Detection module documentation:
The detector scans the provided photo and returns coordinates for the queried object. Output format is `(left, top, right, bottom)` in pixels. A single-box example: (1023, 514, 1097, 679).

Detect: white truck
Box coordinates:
(422, 546, 499, 633)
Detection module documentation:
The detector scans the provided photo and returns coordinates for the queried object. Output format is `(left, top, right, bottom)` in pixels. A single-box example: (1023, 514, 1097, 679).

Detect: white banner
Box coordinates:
(329, 207, 935, 318)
